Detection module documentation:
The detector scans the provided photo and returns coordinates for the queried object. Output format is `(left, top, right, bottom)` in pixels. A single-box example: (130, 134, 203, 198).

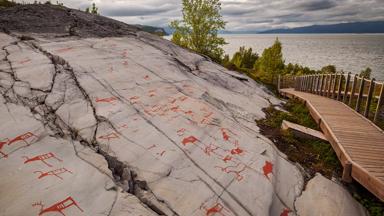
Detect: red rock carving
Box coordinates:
(146, 144, 156, 150)
(204, 144, 219, 156)
(158, 150, 166, 156)
(122, 60, 128, 66)
(144, 75, 150, 80)
(177, 128, 186, 136)
(32, 196, 83, 216)
(98, 132, 119, 141)
(56, 47, 73, 53)
(205, 203, 229, 216)
(216, 163, 246, 181)
(263, 161, 273, 179)
(19, 58, 31, 64)
(223, 155, 232, 162)
(8, 132, 38, 146)
(23, 152, 62, 167)
(280, 208, 291, 216)
(0, 138, 9, 158)
(182, 136, 198, 146)
(230, 147, 243, 155)
(34, 168, 73, 180)
(96, 97, 117, 104)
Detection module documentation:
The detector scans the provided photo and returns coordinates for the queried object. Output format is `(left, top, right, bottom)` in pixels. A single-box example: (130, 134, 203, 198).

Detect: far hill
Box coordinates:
(260, 21, 384, 34)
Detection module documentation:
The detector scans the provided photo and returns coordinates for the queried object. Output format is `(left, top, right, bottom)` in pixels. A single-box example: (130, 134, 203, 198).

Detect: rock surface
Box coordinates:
(295, 174, 367, 216)
(0, 4, 367, 216)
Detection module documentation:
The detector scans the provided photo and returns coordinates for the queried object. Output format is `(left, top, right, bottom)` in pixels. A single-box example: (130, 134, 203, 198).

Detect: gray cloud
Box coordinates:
(294, 0, 337, 11)
(15, 0, 384, 31)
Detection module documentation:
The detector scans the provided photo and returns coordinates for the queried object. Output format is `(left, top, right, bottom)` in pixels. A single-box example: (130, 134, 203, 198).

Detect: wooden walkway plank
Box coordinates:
(280, 88, 384, 201)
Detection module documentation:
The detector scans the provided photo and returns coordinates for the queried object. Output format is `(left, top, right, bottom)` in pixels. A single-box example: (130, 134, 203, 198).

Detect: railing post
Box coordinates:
(356, 77, 365, 112)
(331, 73, 338, 99)
(323, 74, 329, 96)
(327, 74, 333, 97)
(364, 78, 375, 118)
(349, 74, 358, 106)
(343, 73, 351, 104)
(310, 75, 315, 93)
(337, 73, 344, 101)
(374, 83, 384, 123)
(320, 74, 325, 95)
(316, 74, 321, 94)
(278, 75, 281, 91)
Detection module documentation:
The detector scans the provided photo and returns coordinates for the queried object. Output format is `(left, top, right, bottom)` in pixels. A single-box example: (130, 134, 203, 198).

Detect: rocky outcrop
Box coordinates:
(0, 4, 367, 216)
(295, 174, 367, 216)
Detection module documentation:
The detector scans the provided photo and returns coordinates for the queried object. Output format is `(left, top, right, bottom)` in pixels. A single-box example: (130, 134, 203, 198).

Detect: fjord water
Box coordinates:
(222, 34, 384, 81)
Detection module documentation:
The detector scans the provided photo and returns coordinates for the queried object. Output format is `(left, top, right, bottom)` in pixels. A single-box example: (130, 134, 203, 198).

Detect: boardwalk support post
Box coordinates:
(356, 78, 365, 112)
(337, 73, 343, 101)
(343, 73, 351, 104)
(277, 75, 281, 91)
(342, 162, 353, 183)
(349, 74, 358, 106)
(374, 83, 384, 123)
(364, 78, 375, 118)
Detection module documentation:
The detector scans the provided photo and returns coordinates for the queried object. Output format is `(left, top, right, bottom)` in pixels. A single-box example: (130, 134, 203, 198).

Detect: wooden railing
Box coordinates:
(278, 73, 384, 126)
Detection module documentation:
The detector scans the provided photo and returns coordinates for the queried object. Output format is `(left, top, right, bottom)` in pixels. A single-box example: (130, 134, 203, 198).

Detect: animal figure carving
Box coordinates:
(34, 168, 73, 180)
(8, 132, 38, 146)
(32, 197, 83, 216)
(23, 152, 62, 167)
(0, 138, 9, 158)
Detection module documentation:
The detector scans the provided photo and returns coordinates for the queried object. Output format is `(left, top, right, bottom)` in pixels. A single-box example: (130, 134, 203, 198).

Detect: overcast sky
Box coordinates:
(18, 0, 384, 31)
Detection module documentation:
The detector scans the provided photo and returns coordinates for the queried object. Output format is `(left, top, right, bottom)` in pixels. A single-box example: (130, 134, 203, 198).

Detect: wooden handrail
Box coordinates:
(278, 73, 384, 128)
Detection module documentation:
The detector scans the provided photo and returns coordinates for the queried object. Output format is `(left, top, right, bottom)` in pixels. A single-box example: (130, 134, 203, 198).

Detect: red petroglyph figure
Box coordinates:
(215, 163, 246, 181)
(223, 155, 232, 162)
(144, 75, 150, 80)
(0, 138, 9, 158)
(177, 128, 186, 136)
(8, 132, 38, 146)
(204, 144, 219, 156)
(200, 112, 214, 124)
(182, 136, 198, 146)
(23, 152, 62, 167)
(263, 161, 273, 179)
(32, 196, 83, 216)
(98, 132, 119, 142)
(95, 97, 117, 105)
(204, 203, 231, 216)
(230, 147, 243, 155)
(19, 58, 31, 64)
(184, 110, 193, 115)
(55, 47, 73, 53)
(171, 106, 180, 112)
(122, 50, 128, 57)
(221, 129, 230, 141)
(34, 168, 73, 180)
(129, 96, 140, 104)
(280, 208, 291, 216)
(146, 144, 156, 150)
(122, 60, 128, 66)
(169, 98, 177, 104)
(178, 96, 188, 101)
(158, 150, 166, 156)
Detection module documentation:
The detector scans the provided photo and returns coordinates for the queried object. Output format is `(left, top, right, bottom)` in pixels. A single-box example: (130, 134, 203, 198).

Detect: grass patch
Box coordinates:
(0, 0, 17, 8)
(257, 98, 384, 215)
(257, 98, 340, 178)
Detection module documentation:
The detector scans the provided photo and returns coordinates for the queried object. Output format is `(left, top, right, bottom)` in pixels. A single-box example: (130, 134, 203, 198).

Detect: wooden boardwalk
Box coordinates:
(280, 88, 384, 201)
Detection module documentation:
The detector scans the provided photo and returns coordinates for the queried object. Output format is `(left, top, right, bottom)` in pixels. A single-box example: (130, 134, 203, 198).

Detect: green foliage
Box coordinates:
(257, 99, 341, 178)
(44, 0, 51, 5)
(360, 67, 372, 79)
(170, 0, 226, 62)
(85, 2, 98, 14)
(284, 63, 316, 75)
(230, 46, 258, 70)
(254, 38, 285, 84)
(0, 0, 17, 8)
(320, 65, 336, 74)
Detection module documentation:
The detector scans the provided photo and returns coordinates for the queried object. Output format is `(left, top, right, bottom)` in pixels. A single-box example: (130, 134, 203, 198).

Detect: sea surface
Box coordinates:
(221, 34, 384, 81)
